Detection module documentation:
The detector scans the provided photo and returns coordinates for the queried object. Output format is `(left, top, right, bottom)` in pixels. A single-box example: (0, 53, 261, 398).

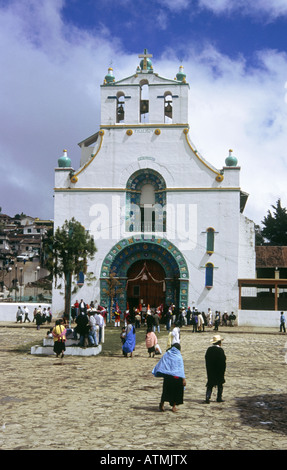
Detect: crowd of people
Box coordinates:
(171, 306, 237, 331)
(16, 305, 52, 329)
(118, 304, 237, 333)
(69, 299, 105, 348)
(44, 300, 107, 357)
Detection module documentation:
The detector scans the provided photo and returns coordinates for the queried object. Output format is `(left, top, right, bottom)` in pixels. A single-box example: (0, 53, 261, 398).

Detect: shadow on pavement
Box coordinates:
(236, 393, 287, 435)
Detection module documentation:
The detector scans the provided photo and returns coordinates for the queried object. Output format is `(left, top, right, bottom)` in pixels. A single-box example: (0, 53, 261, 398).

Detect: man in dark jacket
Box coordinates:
(75, 312, 89, 347)
(205, 335, 226, 403)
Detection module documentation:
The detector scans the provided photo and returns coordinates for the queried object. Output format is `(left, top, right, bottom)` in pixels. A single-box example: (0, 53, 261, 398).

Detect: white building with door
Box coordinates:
(52, 50, 255, 316)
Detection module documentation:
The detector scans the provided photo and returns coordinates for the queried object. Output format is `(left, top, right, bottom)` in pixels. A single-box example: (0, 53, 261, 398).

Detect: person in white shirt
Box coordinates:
(95, 311, 105, 343)
(197, 312, 204, 332)
(171, 324, 180, 344)
(16, 306, 23, 323)
(167, 322, 181, 350)
(87, 310, 98, 346)
(207, 308, 213, 328)
(23, 306, 31, 323)
(181, 308, 187, 326)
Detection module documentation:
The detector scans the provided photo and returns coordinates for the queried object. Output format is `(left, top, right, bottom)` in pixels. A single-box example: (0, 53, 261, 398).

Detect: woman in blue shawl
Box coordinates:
(122, 319, 136, 357)
(152, 343, 186, 412)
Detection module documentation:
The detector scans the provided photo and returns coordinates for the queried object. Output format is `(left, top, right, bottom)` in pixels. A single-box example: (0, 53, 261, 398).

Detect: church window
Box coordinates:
(77, 271, 85, 287)
(140, 183, 156, 232)
(116, 92, 125, 123)
(140, 80, 149, 123)
(164, 92, 173, 123)
(206, 227, 215, 254)
(205, 262, 214, 289)
(126, 169, 166, 233)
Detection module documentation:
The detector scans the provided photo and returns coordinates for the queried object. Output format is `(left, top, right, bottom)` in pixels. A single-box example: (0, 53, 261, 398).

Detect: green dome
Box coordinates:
(104, 67, 115, 83)
(140, 58, 152, 70)
(176, 65, 186, 82)
(58, 150, 71, 168)
(225, 149, 238, 167)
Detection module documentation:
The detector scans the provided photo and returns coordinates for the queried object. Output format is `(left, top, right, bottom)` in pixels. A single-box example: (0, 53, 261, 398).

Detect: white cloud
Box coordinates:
(156, 0, 191, 12)
(0, 0, 127, 218)
(198, 0, 287, 19)
(155, 10, 169, 30)
(173, 45, 287, 225)
(146, 0, 287, 19)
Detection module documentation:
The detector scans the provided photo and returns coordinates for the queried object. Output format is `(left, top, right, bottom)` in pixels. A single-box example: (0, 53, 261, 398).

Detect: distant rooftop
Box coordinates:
(256, 246, 287, 268)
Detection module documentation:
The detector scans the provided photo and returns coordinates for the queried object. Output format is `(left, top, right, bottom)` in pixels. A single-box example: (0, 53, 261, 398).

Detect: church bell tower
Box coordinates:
(100, 49, 189, 127)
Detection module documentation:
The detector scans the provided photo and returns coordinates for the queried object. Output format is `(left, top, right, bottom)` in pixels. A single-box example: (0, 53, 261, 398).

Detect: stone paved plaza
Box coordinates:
(0, 322, 286, 451)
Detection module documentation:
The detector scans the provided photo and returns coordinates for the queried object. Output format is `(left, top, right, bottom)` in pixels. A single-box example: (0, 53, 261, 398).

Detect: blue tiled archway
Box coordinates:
(100, 236, 189, 311)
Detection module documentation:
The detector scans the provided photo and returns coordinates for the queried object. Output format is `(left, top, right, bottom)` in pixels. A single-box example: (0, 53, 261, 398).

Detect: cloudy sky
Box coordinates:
(1, 0, 287, 226)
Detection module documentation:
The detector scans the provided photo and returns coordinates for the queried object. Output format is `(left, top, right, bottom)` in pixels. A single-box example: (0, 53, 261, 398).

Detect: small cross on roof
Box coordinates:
(138, 48, 153, 70)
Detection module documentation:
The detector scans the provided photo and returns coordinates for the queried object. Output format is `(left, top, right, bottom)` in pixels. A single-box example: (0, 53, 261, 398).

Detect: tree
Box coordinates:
(42, 227, 54, 269)
(102, 267, 124, 322)
(14, 212, 26, 219)
(254, 224, 265, 246)
(47, 218, 97, 318)
(261, 199, 287, 245)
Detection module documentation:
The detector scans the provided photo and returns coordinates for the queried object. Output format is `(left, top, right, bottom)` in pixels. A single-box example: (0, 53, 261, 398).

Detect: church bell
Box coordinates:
(165, 102, 172, 118)
(117, 104, 124, 121)
(140, 100, 149, 114)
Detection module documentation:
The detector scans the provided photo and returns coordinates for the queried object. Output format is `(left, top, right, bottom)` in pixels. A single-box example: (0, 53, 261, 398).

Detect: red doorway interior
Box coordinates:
(127, 260, 165, 310)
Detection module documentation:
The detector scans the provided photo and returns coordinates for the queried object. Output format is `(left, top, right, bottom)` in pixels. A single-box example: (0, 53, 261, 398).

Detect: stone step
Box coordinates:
(44, 338, 80, 347)
(31, 344, 102, 356)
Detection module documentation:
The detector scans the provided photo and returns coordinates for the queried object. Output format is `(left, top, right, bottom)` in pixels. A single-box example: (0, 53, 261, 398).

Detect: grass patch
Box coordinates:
(101, 325, 147, 356)
(101, 324, 169, 356)
(13, 340, 41, 354)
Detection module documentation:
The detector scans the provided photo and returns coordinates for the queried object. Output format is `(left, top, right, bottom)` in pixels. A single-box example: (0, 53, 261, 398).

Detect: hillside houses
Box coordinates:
(0, 213, 53, 267)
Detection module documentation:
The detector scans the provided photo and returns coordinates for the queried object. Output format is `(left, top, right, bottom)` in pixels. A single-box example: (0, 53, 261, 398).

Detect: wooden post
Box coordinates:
(275, 281, 278, 311)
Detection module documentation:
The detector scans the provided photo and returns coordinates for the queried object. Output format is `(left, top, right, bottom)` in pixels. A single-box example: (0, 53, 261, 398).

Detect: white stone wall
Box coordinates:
(238, 310, 282, 328)
(238, 214, 256, 278)
(0, 303, 51, 322)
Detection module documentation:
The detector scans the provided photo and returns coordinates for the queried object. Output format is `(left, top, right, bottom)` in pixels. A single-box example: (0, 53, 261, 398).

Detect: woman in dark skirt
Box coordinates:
(152, 343, 186, 413)
(52, 320, 67, 358)
(160, 374, 186, 412)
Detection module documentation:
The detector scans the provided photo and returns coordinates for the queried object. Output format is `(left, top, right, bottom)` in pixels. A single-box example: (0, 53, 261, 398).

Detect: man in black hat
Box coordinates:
(205, 335, 226, 403)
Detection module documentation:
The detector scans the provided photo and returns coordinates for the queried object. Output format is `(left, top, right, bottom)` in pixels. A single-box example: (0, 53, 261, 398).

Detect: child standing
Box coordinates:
(145, 328, 158, 358)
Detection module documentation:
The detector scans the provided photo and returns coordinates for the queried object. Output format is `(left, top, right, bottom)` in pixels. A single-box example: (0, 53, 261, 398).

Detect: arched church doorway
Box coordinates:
(100, 236, 189, 314)
(126, 260, 166, 311)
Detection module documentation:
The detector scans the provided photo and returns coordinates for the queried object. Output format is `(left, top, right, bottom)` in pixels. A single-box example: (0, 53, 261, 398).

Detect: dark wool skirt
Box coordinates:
(161, 375, 184, 406)
(53, 341, 66, 355)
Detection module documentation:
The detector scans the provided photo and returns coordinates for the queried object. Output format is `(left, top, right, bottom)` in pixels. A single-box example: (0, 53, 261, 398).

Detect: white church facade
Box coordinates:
(53, 50, 256, 316)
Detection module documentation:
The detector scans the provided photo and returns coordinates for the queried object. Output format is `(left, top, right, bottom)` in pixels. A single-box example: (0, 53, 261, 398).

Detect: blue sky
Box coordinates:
(62, 0, 287, 63)
(1, 0, 287, 225)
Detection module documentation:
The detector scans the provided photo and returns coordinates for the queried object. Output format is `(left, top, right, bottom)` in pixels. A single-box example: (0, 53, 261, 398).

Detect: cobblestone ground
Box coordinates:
(0, 322, 286, 451)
